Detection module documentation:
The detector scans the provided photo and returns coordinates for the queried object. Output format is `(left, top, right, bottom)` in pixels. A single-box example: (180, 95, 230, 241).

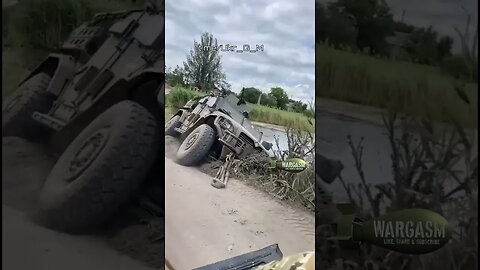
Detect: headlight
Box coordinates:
(220, 118, 234, 131)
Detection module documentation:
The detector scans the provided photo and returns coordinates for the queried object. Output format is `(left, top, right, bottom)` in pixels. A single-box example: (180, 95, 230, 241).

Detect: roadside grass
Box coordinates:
(201, 154, 315, 213)
(166, 86, 314, 132)
(317, 44, 478, 128)
(247, 103, 313, 132)
(164, 106, 173, 122)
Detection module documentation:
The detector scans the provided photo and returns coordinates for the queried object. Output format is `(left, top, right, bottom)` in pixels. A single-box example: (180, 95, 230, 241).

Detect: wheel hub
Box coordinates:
(66, 128, 110, 181)
(184, 132, 199, 150)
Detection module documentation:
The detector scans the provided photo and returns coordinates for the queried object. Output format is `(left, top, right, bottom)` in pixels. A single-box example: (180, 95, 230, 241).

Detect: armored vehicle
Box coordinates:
(2, 2, 164, 233)
(165, 93, 273, 166)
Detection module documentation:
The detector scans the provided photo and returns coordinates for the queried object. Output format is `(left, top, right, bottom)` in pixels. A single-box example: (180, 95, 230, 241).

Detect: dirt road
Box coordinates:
(164, 136, 315, 269)
(2, 205, 155, 270)
(2, 137, 157, 270)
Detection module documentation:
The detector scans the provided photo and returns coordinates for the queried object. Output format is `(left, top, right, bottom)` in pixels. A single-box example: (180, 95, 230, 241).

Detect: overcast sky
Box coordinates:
(165, 0, 316, 103)
(389, 0, 477, 52)
(318, 0, 478, 53)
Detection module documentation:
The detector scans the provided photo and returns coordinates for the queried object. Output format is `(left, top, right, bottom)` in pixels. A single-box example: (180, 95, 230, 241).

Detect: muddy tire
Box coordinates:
(176, 124, 216, 166)
(165, 115, 181, 137)
(37, 101, 159, 233)
(2, 73, 54, 141)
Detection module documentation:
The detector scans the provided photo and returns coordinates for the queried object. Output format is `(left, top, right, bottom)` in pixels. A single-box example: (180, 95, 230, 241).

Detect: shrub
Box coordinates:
(166, 87, 202, 109)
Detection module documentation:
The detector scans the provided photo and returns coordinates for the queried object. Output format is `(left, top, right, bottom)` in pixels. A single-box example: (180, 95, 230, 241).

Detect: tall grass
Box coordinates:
(166, 86, 202, 109)
(317, 44, 477, 127)
(166, 87, 314, 132)
(3, 0, 137, 49)
(2, 0, 138, 96)
(248, 103, 313, 132)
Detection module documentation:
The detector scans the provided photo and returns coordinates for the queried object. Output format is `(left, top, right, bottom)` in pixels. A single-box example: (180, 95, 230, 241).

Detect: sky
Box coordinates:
(388, 0, 477, 53)
(165, 0, 316, 103)
(318, 0, 478, 53)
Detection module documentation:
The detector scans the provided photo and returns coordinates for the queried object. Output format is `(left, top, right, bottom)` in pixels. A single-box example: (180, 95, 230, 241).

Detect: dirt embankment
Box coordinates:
(3, 134, 315, 270)
(164, 136, 315, 269)
(2, 137, 162, 270)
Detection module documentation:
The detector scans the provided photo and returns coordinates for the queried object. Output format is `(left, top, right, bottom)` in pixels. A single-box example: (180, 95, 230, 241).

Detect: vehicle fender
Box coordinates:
(18, 53, 77, 97)
(191, 111, 225, 136)
(206, 111, 245, 137)
(175, 109, 189, 122)
(127, 66, 164, 82)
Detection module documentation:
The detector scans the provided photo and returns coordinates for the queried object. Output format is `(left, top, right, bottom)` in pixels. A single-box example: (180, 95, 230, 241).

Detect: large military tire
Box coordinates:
(165, 115, 181, 137)
(176, 124, 216, 166)
(2, 73, 54, 141)
(37, 101, 159, 233)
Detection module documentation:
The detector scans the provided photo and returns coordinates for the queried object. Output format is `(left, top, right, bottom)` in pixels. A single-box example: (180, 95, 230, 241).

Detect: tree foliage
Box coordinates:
(327, 0, 394, 55)
(241, 87, 262, 103)
(317, 0, 455, 63)
(183, 32, 226, 91)
(260, 93, 277, 107)
(269, 87, 289, 110)
(316, 1, 357, 48)
(290, 100, 308, 113)
(404, 26, 454, 65)
(165, 65, 187, 87)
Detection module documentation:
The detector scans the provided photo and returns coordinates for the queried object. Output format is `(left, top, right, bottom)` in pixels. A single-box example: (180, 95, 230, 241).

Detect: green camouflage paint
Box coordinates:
(270, 158, 307, 173)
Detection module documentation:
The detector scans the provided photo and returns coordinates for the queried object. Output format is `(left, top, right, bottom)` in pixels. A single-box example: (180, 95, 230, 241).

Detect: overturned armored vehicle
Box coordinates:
(2, 2, 165, 233)
(165, 93, 274, 166)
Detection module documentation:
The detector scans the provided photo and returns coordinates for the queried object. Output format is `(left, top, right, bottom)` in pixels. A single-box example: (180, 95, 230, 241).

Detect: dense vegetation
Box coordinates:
(316, 0, 477, 80)
(166, 86, 314, 132)
(316, 0, 478, 127)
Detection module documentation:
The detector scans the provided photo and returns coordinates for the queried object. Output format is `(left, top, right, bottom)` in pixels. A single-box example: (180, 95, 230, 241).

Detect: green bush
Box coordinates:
(166, 87, 202, 109)
(303, 109, 314, 118)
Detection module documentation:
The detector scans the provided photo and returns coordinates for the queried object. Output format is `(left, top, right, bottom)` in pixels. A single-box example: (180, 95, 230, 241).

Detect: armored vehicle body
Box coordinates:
(2, 2, 165, 233)
(165, 93, 273, 166)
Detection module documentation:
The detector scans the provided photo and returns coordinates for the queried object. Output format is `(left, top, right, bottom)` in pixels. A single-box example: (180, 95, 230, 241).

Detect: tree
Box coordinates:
(316, 2, 328, 43)
(317, 1, 357, 48)
(324, 11, 358, 48)
(328, 0, 394, 55)
(269, 87, 289, 110)
(404, 26, 454, 64)
(165, 65, 187, 87)
(393, 21, 415, 33)
(437, 36, 454, 60)
(260, 93, 277, 107)
(241, 87, 262, 103)
(183, 32, 226, 91)
(291, 101, 307, 113)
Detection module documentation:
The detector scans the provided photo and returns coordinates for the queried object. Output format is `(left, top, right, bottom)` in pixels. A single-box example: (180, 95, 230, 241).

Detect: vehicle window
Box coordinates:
(206, 97, 217, 107)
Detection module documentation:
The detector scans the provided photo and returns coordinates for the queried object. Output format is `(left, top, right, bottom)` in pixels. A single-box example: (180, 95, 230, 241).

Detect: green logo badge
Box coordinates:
(269, 158, 307, 173)
(329, 207, 453, 254)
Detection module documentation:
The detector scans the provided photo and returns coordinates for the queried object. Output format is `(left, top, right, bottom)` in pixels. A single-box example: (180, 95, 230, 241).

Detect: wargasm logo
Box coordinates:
(373, 220, 445, 243)
(269, 158, 307, 173)
(329, 208, 453, 254)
